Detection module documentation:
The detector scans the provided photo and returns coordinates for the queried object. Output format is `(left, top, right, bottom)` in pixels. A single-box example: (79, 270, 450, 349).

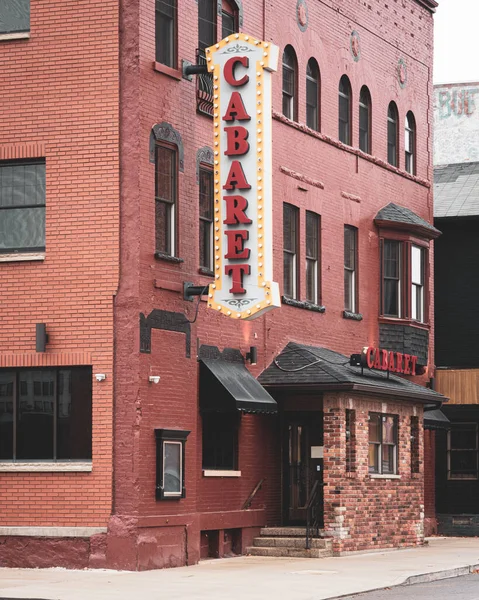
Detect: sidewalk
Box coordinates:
(1, 537, 478, 600)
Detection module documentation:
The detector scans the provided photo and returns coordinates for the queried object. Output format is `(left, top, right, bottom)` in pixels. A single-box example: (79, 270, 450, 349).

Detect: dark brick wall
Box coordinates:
(435, 218, 479, 367)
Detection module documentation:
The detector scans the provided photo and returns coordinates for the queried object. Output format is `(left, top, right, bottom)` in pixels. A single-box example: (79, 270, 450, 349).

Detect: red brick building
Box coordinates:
(0, 0, 445, 570)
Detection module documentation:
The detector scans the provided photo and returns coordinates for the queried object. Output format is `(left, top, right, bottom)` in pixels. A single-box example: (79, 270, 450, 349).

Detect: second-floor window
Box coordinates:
(381, 240, 427, 323)
(283, 203, 299, 298)
(305, 211, 320, 304)
(155, 144, 177, 257)
(282, 46, 298, 121)
(0, 1, 30, 34)
(0, 159, 46, 254)
(221, 0, 238, 37)
(155, 0, 177, 67)
(344, 225, 357, 313)
(199, 166, 214, 271)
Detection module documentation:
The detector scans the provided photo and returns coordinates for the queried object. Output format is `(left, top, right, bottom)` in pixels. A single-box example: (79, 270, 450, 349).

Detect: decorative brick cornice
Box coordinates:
(273, 111, 431, 189)
(0, 352, 92, 367)
(0, 143, 45, 160)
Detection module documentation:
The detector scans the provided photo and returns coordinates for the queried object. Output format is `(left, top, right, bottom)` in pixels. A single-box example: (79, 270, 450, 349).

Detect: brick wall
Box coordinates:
(0, 0, 119, 528)
(323, 393, 424, 553)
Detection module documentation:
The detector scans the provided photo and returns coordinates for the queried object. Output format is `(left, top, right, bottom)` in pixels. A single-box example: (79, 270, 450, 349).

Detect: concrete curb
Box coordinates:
(326, 563, 479, 599)
(403, 562, 479, 585)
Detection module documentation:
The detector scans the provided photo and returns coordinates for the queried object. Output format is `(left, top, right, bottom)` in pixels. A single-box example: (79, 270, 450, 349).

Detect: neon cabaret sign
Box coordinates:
(361, 346, 419, 376)
(206, 34, 281, 320)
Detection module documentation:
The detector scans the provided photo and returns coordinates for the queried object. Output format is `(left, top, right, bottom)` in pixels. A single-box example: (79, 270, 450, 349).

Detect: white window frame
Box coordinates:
(162, 440, 183, 497)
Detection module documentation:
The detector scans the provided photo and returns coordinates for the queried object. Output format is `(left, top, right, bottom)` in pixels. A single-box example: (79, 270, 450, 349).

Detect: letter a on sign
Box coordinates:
(205, 34, 281, 320)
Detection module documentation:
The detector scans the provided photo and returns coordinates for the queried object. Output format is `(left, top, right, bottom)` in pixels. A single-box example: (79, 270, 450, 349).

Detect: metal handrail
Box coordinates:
(305, 480, 324, 549)
(242, 478, 265, 510)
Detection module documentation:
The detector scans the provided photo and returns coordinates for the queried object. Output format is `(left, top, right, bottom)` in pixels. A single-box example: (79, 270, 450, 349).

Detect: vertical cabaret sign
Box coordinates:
(206, 33, 281, 320)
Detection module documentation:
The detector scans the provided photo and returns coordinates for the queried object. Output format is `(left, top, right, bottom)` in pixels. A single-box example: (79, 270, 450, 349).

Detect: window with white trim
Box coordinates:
(155, 429, 189, 499)
(155, 144, 177, 257)
(344, 225, 357, 313)
(283, 203, 299, 299)
(369, 413, 398, 475)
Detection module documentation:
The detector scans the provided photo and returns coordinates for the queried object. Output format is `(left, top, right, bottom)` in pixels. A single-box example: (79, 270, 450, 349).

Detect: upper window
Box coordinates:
(199, 165, 214, 271)
(282, 45, 298, 121)
(387, 102, 399, 167)
(448, 423, 478, 480)
(405, 111, 416, 175)
(221, 0, 238, 38)
(381, 240, 427, 323)
(155, 0, 177, 68)
(305, 211, 320, 304)
(0, 159, 45, 254)
(0, 367, 92, 462)
(344, 225, 357, 313)
(283, 203, 299, 299)
(202, 412, 239, 470)
(359, 86, 371, 153)
(338, 75, 352, 145)
(155, 144, 177, 257)
(0, 1, 29, 34)
(198, 0, 217, 51)
(306, 58, 320, 131)
(369, 413, 398, 475)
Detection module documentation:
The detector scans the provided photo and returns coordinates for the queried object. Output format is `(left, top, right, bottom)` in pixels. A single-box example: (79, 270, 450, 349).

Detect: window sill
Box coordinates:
(154, 251, 184, 264)
(343, 310, 363, 321)
(203, 469, 241, 478)
(198, 267, 214, 277)
(369, 473, 401, 480)
(281, 296, 325, 313)
(0, 32, 30, 42)
(379, 316, 429, 329)
(0, 461, 92, 473)
(0, 252, 45, 263)
(153, 61, 182, 80)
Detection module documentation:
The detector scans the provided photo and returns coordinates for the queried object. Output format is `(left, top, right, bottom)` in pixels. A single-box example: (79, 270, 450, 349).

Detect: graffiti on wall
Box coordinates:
(436, 87, 479, 119)
(434, 84, 479, 165)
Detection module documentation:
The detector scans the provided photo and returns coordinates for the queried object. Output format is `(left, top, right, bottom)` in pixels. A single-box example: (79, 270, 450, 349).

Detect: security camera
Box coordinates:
(149, 375, 161, 384)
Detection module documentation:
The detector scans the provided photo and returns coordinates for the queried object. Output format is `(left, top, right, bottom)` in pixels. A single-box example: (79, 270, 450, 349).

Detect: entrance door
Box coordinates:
(284, 414, 323, 524)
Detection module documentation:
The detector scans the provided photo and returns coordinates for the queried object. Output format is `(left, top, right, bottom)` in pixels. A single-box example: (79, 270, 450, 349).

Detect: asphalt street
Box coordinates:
(340, 573, 479, 599)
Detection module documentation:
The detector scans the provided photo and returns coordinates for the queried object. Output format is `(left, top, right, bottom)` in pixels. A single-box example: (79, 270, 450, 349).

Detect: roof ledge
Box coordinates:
(414, 0, 438, 13)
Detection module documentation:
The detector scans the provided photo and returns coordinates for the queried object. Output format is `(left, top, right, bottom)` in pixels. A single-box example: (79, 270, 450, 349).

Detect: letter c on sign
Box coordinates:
(224, 57, 250, 87)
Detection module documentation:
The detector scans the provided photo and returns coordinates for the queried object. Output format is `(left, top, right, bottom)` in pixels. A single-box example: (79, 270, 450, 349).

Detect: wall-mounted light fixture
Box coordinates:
(95, 373, 106, 382)
(246, 346, 258, 366)
(35, 323, 49, 353)
(149, 375, 161, 384)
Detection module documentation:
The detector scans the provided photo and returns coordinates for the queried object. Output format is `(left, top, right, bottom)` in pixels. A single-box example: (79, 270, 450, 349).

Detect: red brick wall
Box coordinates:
(323, 394, 425, 553)
(0, 0, 119, 527)
(424, 429, 437, 535)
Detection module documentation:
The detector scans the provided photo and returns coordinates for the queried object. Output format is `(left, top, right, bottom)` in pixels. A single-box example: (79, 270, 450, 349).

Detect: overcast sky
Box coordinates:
(434, 0, 479, 84)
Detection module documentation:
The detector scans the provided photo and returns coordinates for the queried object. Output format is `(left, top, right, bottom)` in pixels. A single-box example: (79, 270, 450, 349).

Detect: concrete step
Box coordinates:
(260, 527, 309, 537)
(246, 546, 332, 559)
(253, 537, 331, 550)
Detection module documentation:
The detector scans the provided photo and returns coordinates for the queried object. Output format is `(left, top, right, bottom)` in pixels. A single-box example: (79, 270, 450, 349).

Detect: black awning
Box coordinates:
(424, 408, 450, 430)
(200, 358, 278, 414)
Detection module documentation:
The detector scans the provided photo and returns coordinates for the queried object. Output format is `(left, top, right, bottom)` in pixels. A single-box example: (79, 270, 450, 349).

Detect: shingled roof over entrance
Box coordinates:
(259, 342, 447, 405)
(374, 203, 441, 238)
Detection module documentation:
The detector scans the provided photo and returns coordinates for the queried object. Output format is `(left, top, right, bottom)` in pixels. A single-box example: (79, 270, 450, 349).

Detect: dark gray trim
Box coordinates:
(154, 251, 184, 263)
(296, 0, 309, 32)
(150, 122, 184, 171)
(140, 310, 191, 357)
(343, 310, 363, 321)
(196, 146, 214, 183)
(282, 296, 325, 313)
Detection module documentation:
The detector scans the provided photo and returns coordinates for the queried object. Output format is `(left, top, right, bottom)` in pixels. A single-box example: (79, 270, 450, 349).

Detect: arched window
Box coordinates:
(359, 86, 371, 153)
(221, 0, 238, 38)
(387, 102, 399, 167)
(282, 45, 298, 121)
(306, 58, 320, 131)
(405, 111, 416, 175)
(338, 75, 352, 145)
